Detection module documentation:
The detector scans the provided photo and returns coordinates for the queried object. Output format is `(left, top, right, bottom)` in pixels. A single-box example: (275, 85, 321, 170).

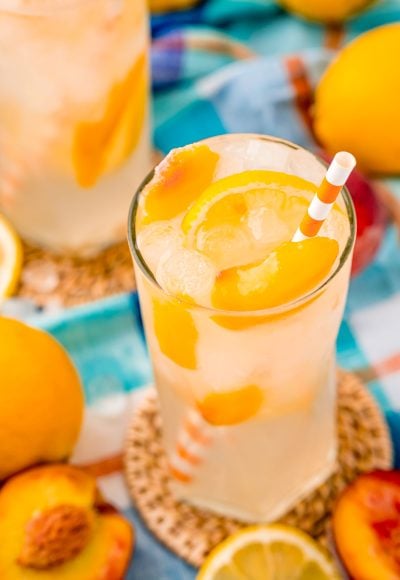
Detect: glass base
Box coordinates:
(172, 443, 336, 523)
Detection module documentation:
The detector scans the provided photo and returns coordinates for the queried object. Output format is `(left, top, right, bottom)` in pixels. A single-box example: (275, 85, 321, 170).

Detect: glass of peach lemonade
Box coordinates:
(128, 134, 355, 522)
(0, 0, 150, 254)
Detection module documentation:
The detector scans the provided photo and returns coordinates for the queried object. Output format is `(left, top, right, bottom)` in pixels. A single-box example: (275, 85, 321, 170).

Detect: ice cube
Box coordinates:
(196, 224, 256, 270)
(247, 206, 289, 244)
(156, 248, 217, 306)
(137, 219, 183, 273)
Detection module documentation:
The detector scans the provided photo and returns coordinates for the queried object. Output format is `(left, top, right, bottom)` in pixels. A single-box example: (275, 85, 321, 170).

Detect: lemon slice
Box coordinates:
(197, 524, 340, 580)
(182, 170, 315, 236)
(0, 214, 23, 299)
(181, 170, 313, 270)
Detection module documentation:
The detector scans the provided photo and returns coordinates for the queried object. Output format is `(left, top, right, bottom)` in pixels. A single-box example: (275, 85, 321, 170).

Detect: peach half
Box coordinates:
(333, 470, 400, 580)
(0, 465, 133, 579)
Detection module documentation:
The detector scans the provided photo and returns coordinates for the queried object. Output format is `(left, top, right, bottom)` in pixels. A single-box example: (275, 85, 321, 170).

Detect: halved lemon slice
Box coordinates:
(0, 214, 23, 299)
(182, 170, 313, 269)
(197, 524, 340, 580)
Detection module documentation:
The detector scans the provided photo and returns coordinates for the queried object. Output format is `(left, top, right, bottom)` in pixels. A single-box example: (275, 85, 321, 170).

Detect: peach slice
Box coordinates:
(0, 464, 133, 579)
(140, 144, 219, 225)
(212, 237, 339, 312)
(333, 470, 400, 580)
(153, 298, 198, 369)
(73, 52, 148, 188)
(197, 385, 264, 426)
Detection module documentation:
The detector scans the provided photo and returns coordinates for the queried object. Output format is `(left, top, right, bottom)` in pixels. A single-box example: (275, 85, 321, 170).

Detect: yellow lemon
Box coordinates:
(277, 0, 376, 23)
(314, 24, 400, 174)
(197, 524, 340, 579)
(0, 214, 23, 300)
(0, 318, 84, 480)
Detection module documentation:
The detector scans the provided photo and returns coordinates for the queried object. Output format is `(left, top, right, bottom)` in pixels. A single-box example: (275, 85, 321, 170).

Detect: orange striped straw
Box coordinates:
(168, 408, 213, 484)
(292, 151, 356, 242)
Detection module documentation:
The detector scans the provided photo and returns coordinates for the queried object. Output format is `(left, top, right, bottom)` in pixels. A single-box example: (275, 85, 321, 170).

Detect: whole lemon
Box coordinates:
(277, 0, 376, 23)
(0, 317, 84, 480)
(314, 24, 400, 175)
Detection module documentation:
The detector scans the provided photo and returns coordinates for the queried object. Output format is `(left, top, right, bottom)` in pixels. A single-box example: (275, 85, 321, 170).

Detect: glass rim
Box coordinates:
(128, 134, 356, 318)
(0, 0, 97, 15)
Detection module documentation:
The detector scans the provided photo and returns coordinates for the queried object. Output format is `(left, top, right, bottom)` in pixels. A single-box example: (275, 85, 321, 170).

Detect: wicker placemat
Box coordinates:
(124, 371, 392, 567)
(17, 240, 135, 307)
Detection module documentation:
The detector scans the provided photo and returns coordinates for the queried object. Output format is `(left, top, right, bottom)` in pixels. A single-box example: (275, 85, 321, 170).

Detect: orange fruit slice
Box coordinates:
(182, 170, 312, 269)
(212, 237, 339, 311)
(197, 385, 263, 426)
(198, 524, 340, 580)
(73, 52, 148, 188)
(140, 144, 219, 225)
(153, 298, 198, 369)
(0, 213, 23, 300)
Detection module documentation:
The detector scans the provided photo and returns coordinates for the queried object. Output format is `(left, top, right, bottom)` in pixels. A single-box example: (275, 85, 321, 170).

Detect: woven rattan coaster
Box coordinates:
(17, 240, 135, 307)
(124, 371, 392, 567)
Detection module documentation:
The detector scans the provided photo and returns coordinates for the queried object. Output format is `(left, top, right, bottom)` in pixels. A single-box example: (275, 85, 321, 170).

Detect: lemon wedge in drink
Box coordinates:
(182, 170, 312, 269)
(0, 214, 23, 299)
(197, 524, 340, 580)
(182, 171, 314, 237)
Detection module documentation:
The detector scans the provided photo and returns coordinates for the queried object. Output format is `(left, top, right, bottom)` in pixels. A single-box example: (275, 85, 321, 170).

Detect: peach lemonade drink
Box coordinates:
(0, 0, 150, 254)
(129, 134, 355, 522)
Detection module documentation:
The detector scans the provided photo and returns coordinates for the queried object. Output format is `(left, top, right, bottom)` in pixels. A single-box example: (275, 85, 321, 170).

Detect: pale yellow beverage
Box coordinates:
(129, 134, 355, 522)
(0, 0, 150, 254)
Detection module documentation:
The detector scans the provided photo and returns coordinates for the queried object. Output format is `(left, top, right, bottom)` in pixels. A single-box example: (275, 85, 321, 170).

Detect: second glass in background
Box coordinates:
(0, 0, 151, 254)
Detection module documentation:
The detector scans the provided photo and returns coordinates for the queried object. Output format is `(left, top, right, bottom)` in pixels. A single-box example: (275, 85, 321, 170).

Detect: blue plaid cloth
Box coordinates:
(13, 1, 400, 578)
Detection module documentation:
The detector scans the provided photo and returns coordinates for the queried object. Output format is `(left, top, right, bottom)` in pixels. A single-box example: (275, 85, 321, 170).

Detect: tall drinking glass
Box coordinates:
(128, 134, 355, 522)
(0, 0, 150, 254)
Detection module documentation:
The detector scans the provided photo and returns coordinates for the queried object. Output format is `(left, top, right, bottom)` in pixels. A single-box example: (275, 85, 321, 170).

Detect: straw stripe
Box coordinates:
(169, 408, 213, 484)
(184, 414, 212, 445)
(169, 464, 193, 484)
(326, 156, 355, 186)
(308, 198, 333, 221)
(292, 152, 356, 242)
(169, 453, 195, 476)
(176, 443, 202, 465)
(178, 430, 209, 458)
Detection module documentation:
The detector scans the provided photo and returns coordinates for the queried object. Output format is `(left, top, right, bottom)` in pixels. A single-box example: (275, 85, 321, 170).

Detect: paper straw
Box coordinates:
(169, 151, 356, 485)
(292, 151, 356, 242)
(169, 408, 213, 483)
